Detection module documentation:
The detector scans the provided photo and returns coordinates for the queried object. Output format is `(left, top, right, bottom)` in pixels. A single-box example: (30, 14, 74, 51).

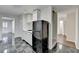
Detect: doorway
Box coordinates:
(52, 10, 57, 48)
(1, 17, 15, 52)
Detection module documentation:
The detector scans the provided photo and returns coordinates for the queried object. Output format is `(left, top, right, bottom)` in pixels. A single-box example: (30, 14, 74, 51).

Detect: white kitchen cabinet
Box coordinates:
(22, 13, 33, 31)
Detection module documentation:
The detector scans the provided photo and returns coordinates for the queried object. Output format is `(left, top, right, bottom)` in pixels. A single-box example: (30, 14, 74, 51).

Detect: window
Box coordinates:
(3, 22, 8, 28)
(2, 21, 8, 33)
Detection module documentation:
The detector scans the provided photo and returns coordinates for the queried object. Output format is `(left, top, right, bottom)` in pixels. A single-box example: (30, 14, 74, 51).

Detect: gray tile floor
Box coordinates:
(0, 39, 79, 53)
(0, 38, 35, 53)
(49, 43, 79, 53)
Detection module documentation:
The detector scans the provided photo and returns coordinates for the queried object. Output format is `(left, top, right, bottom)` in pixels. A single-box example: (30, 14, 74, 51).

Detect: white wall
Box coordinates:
(65, 10, 76, 42)
(75, 8, 79, 49)
(72, 8, 79, 49)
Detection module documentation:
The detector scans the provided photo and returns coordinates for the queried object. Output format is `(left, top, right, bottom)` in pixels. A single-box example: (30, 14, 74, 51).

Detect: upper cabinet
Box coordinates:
(22, 13, 33, 31)
(33, 9, 41, 21)
(22, 9, 41, 31)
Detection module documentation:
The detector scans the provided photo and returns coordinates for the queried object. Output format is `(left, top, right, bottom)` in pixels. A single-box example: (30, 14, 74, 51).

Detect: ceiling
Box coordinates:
(0, 5, 49, 16)
(53, 5, 79, 12)
(0, 5, 79, 16)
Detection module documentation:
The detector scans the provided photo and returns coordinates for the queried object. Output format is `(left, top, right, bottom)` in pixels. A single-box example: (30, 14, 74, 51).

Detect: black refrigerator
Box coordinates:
(32, 20, 49, 53)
